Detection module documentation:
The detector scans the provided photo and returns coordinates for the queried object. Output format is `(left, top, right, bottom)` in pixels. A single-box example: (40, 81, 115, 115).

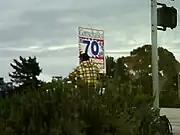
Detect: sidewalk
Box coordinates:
(160, 108, 180, 135)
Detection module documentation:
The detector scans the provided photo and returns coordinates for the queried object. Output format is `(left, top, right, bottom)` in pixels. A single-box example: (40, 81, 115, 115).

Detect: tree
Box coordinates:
(114, 57, 130, 82)
(106, 56, 130, 80)
(9, 56, 42, 87)
(127, 45, 179, 90)
(106, 56, 115, 78)
(124, 44, 180, 106)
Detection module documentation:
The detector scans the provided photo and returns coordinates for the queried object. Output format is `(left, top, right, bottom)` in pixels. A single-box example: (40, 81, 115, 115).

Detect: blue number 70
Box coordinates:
(83, 40, 90, 54)
(83, 40, 99, 55)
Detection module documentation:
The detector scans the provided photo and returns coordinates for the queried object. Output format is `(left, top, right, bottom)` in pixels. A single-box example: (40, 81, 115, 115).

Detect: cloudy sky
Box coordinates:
(0, 0, 179, 82)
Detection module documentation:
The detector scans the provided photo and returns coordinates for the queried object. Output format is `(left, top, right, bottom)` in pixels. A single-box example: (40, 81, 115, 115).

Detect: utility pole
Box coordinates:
(178, 73, 180, 98)
(151, 0, 177, 108)
(151, 0, 159, 108)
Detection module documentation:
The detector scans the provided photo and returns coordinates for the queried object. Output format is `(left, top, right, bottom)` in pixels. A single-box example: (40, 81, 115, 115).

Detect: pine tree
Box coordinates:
(9, 56, 42, 86)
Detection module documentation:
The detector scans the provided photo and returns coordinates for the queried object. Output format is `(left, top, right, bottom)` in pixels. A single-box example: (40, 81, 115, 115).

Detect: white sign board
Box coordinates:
(78, 27, 106, 73)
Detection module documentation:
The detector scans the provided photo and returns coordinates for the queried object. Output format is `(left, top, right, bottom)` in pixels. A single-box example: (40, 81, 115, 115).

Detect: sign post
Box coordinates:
(78, 27, 106, 74)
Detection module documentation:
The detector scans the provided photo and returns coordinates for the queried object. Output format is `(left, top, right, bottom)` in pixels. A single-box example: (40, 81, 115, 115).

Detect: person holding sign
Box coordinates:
(68, 53, 100, 87)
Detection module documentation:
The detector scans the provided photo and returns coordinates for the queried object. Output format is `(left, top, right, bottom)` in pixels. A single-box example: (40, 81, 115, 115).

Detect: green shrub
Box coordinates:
(0, 80, 170, 135)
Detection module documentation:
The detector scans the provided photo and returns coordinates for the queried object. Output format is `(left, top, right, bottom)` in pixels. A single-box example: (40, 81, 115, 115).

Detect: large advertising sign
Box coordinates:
(78, 27, 106, 73)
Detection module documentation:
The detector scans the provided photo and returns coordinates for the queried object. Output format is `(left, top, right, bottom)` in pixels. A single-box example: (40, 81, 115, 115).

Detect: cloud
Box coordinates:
(0, 0, 180, 81)
(48, 44, 76, 51)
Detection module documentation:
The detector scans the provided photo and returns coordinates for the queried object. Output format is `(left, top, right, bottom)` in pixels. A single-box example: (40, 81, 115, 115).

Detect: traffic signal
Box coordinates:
(157, 6, 177, 29)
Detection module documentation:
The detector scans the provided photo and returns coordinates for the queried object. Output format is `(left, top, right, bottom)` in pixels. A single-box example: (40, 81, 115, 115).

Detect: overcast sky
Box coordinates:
(0, 0, 180, 82)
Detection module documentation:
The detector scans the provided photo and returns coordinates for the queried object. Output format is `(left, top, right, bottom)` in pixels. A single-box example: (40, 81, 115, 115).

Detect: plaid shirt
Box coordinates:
(69, 60, 99, 85)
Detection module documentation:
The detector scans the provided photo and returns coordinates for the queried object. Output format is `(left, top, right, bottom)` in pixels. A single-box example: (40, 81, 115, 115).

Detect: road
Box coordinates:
(160, 108, 180, 135)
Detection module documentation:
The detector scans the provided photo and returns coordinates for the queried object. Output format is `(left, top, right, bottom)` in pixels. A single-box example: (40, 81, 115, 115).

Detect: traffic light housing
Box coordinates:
(157, 6, 177, 29)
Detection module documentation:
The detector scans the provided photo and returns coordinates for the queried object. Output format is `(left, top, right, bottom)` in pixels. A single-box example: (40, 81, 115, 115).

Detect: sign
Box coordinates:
(78, 27, 106, 73)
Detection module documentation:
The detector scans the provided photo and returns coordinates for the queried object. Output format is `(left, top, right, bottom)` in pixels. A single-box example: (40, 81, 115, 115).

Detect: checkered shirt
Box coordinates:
(69, 60, 99, 85)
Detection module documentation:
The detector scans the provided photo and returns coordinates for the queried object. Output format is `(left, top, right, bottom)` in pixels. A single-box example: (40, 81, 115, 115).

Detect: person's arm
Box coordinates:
(68, 67, 78, 82)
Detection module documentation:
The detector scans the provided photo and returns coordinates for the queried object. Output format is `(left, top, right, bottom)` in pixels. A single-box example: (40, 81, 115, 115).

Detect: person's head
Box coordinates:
(79, 53, 90, 62)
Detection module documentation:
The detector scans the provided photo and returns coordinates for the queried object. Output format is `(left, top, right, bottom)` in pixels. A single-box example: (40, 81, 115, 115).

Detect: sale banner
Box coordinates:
(78, 27, 106, 73)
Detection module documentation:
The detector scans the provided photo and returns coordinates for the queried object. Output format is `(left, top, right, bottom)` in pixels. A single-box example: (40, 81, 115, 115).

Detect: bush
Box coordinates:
(160, 91, 180, 108)
(0, 80, 171, 135)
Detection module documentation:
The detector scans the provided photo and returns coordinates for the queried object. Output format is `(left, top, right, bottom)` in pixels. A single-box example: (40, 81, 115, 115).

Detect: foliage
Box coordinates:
(0, 44, 178, 134)
(0, 78, 173, 135)
(106, 56, 115, 78)
(106, 57, 130, 81)
(5, 44, 180, 107)
(9, 56, 42, 88)
(105, 45, 180, 107)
